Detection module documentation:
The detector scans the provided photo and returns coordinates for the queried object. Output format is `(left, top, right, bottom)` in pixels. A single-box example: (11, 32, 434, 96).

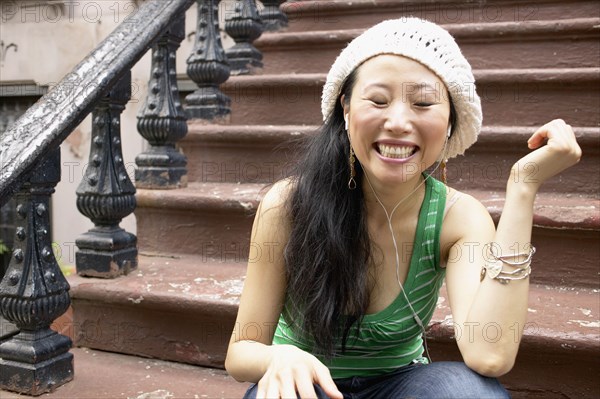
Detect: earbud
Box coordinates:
(447, 125, 452, 138)
(344, 115, 349, 131)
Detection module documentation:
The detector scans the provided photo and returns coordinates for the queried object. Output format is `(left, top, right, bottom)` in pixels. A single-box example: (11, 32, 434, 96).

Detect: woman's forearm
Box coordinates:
(226, 340, 274, 383)
(462, 175, 537, 375)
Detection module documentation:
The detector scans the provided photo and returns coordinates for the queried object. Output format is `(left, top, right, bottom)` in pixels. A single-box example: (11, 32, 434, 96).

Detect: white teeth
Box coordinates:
(378, 144, 415, 159)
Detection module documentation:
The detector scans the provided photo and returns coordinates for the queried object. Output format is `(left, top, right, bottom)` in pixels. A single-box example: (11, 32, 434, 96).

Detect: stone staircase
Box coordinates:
(18, 1, 598, 398)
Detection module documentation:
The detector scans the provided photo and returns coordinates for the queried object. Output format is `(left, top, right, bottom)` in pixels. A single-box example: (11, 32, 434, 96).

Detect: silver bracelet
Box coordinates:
(495, 267, 532, 285)
(500, 264, 531, 276)
(489, 245, 536, 266)
(480, 261, 532, 283)
(480, 243, 535, 283)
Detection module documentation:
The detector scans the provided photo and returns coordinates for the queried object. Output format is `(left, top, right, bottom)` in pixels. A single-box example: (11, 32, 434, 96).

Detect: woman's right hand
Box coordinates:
(256, 345, 343, 399)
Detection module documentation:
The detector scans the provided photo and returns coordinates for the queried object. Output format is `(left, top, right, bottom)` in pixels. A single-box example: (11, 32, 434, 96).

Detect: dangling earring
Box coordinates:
(345, 115, 357, 190)
(348, 145, 357, 190)
(441, 125, 451, 185)
(441, 158, 448, 185)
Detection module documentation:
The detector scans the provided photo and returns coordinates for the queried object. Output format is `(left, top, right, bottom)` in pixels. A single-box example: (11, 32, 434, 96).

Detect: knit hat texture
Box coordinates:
(321, 18, 482, 159)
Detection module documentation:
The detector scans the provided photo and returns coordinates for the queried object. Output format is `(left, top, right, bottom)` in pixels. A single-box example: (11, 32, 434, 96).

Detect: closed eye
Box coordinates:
(362, 95, 388, 106)
(369, 99, 388, 106)
(415, 102, 434, 107)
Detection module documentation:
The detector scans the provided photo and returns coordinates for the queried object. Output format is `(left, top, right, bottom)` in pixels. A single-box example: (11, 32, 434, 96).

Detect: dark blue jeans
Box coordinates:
(243, 361, 510, 398)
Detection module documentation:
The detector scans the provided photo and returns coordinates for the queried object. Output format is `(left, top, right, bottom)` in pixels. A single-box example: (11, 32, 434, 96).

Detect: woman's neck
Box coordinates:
(362, 172, 426, 222)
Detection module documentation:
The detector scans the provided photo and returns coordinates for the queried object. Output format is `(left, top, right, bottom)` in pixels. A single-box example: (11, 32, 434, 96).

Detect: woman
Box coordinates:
(225, 18, 581, 398)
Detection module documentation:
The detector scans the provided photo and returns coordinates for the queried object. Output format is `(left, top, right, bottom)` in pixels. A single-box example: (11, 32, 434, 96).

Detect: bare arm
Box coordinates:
(225, 180, 342, 399)
(444, 120, 582, 377)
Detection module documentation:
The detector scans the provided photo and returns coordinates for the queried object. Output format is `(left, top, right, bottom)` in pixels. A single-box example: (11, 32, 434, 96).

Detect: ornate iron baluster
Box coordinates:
(225, 0, 263, 75)
(0, 198, 19, 341)
(260, 0, 288, 32)
(136, 13, 188, 189)
(186, 0, 231, 120)
(0, 148, 73, 395)
(76, 73, 137, 278)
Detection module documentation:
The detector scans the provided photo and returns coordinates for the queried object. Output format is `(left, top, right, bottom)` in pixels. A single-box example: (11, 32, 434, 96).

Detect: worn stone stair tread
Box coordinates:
(429, 284, 600, 398)
(180, 67, 600, 101)
(182, 123, 598, 194)
(180, 124, 315, 185)
(136, 168, 599, 231)
(184, 122, 316, 143)
(213, 68, 600, 87)
(280, 0, 600, 33)
(256, 18, 600, 53)
(184, 124, 599, 148)
(68, 254, 246, 368)
(179, 68, 599, 127)
(0, 347, 249, 399)
(69, 254, 599, 355)
(134, 175, 598, 287)
(135, 183, 265, 257)
(257, 18, 600, 45)
(282, 0, 598, 14)
(181, 67, 600, 89)
(136, 181, 265, 212)
(256, 18, 600, 72)
(66, 258, 599, 397)
(430, 283, 599, 352)
(459, 190, 599, 289)
(464, 189, 600, 230)
(69, 253, 246, 313)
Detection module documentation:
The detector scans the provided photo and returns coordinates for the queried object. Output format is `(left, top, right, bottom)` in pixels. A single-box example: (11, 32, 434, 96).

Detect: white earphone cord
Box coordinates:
(363, 137, 449, 364)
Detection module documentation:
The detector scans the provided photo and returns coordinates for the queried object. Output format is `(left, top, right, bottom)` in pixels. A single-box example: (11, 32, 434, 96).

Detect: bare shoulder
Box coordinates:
(253, 178, 296, 239)
(257, 178, 295, 222)
(443, 187, 495, 242)
(260, 178, 295, 209)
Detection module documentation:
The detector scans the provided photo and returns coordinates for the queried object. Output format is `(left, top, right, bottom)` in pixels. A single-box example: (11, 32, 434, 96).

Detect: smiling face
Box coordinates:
(342, 54, 451, 187)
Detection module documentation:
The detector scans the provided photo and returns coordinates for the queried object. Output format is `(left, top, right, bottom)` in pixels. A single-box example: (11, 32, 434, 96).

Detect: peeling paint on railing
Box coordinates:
(0, 0, 195, 207)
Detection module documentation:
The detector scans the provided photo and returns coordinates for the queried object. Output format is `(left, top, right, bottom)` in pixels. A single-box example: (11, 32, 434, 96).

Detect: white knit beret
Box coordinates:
(321, 18, 482, 159)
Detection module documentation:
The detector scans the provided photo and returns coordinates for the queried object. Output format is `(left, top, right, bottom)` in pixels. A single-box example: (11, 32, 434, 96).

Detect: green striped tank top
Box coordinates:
(272, 176, 448, 378)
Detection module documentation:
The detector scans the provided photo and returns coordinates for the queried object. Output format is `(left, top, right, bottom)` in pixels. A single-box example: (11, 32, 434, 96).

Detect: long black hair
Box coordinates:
(282, 66, 457, 359)
(282, 70, 371, 358)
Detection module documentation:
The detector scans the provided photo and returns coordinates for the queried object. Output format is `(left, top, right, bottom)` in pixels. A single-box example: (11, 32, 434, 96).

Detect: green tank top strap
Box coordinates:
(422, 174, 447, 272)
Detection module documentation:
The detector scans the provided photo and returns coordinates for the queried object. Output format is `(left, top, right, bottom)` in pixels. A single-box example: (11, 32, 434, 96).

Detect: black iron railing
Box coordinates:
(0, 0, 287, 394)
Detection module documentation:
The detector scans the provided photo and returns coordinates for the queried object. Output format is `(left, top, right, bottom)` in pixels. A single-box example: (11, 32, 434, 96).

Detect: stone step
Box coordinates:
(64, 255, 599, 398)
(256, 18, 600, 74)
(437, 126, 600, 196)
(135, 182, 263, 258)
(281, 0, 600, 32)
(0, 347, 249, 399)
(181, 123, 314, 184)
(428, 284, 600, 399)
(179, 68, 600, 127)
(181, 124, 600, 197)
(134, 182, 599, 287)
(468, 189, 599, 289)
(69, 255, 244, 370)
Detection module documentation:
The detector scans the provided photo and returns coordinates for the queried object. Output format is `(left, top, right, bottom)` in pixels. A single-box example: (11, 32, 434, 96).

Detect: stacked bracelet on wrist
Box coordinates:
(480, 245, 536, 284)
